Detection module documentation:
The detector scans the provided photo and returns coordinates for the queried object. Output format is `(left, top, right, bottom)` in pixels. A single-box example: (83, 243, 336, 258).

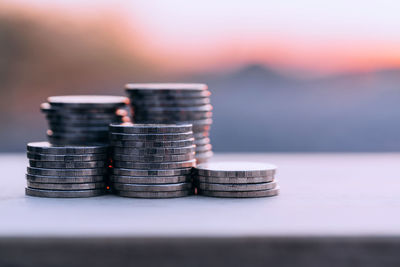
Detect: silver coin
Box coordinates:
(195, 151, 214, 160)
(47, 121, 113, 128)
(109, 123, 192, 134)
(112, 167, 192, 177)
(136, 104, 212, 112)
(27, 152, 108, 162)
(47, 130, 109, 139)
(47, 136, 109, 145)
(26, 174, 106, 184)
(112, 145, 195, 155)
(112, 152, 195, 163)
(133, 112, 212, 119)
(47, 118, 123, 127)
(46, 117, 124, 127)
(27, 181, 105, 190)
(196, 158, 210, 164)
(46, 114, 122, 121)
(40, 102, 127, 113)
(47, 95, 129, 108)
(126, 84, 210, 98)
(27, 142, 109, 155)
(115, 189, 191, 198)
(195, 162, 277, 177)
(47, 138, 108, 146)
(46, 135, 109, 144)
(195, 144, 212, 153)
(131, 117, 182, 124)
(127, 90, 210, 97)
(129, 90, 210, 97)
(198, 187, 280, 198)
(110, 132, 194, 142)
(46, 136, 108, 144)
(133, 112, 212, 121)
(44, 111, 125, 120)
(113, 159, 196, 169)
(194, 137, 210, 146)
(27, 167, 108, 176)
(128, 94, 210, 102)
(126, 83, 208, 91)
(136, 118, 212, 127)
(29, 160, 107, 169)
(193, 132, 210, 139)
(190, 119, 213, 126)
(192, 125, 211, 133)
(48, 126, 110, 134)
(110, 175, 190, 184)
(25, 187, 104, 198)
(132, 118, 212, 127)
(46, 137, 109, 145)
(133, 110, 212, 119)
(195, 175, 274, 184)
(197, 181, 277, 192)
(113, 182, 192, 192)
(130, 98, 210, 107)
(128, 91, 211, 100)
(42, 108, 128, 120)
(111, 138, 194, 148)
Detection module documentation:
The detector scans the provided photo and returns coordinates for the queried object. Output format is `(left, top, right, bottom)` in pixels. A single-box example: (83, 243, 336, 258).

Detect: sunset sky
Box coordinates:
(6, 0, 400, 76)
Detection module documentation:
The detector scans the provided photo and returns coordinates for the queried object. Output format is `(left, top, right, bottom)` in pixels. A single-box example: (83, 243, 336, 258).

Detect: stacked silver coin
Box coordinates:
(25, 142, 109, 198)
(109, 123, 196, 198)
(41, 95, 130, 145)
(125, 83, 213, 164)
(193, 162, 280, 198)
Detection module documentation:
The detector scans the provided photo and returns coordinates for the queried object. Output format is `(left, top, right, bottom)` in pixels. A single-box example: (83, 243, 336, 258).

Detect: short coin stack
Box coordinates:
(193, 162, 279, 198)
(125, 83, 213, 164)
(25, 142, 109, 198)
(41, 95, 129, 145)
(109, 123, 196, 198)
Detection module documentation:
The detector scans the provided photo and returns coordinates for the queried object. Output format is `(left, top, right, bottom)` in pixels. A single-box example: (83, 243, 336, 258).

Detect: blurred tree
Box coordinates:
(0, 4, 160, 150)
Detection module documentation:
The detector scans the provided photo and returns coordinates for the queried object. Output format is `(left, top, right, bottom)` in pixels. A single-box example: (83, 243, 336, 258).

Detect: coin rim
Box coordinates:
(25, 187, 105, 198)
(198, 187, 280, 198)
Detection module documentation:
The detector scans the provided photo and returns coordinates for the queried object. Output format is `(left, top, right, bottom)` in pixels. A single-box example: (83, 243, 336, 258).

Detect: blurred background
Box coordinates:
(1, 0, 400, 152)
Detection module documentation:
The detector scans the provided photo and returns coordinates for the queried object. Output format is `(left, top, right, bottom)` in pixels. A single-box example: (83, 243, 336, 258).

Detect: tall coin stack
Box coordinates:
(125, 83, 213, 164)
(41, 95, 130, 145)
(109, 123, 196, 198)
(25, 142, 109, 198)
(193, 162, 280, 198)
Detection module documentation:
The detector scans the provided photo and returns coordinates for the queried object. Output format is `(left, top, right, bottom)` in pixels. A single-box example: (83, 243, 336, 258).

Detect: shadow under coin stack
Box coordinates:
(25, 142, 109, 198)
(109, 123, 196, 198)
(125, 83, 213, 164)
(41, 95, 129, 145)
(193, 162, 280, 198)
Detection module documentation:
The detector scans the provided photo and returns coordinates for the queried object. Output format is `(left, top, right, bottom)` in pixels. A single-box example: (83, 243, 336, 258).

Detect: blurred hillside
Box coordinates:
(201, 65, 400, 151)
(1, 6, 400, 152)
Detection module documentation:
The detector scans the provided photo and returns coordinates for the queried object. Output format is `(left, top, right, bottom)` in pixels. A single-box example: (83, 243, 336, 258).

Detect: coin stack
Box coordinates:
(193, 162, 279, 198)
(109, 123, 196, 198)
(25, 142, 109, 198)
(125, 83, 213, 164)
(41, 95, 130, 145)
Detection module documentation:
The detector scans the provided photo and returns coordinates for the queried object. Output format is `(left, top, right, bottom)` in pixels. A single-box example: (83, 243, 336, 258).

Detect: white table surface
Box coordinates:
(1, 153, 400, 238)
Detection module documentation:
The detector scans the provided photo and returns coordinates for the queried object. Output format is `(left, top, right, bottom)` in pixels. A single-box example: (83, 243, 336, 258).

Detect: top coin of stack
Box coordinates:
(41, 95, 130, 145)
(25, 142, 109, 198)
(125, 83, 213, 164)
(193, 162, 279, 198)
(109, 123, 196, 198)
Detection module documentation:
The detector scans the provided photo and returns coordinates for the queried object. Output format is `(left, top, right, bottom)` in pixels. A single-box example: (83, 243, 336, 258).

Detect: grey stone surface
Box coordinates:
(1, 153, 399, 237)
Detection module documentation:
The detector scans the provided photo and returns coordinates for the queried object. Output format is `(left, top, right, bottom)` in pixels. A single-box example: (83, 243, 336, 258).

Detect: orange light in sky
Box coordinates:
(4, 0, 400, 76)
(144, 34, 400, 75)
